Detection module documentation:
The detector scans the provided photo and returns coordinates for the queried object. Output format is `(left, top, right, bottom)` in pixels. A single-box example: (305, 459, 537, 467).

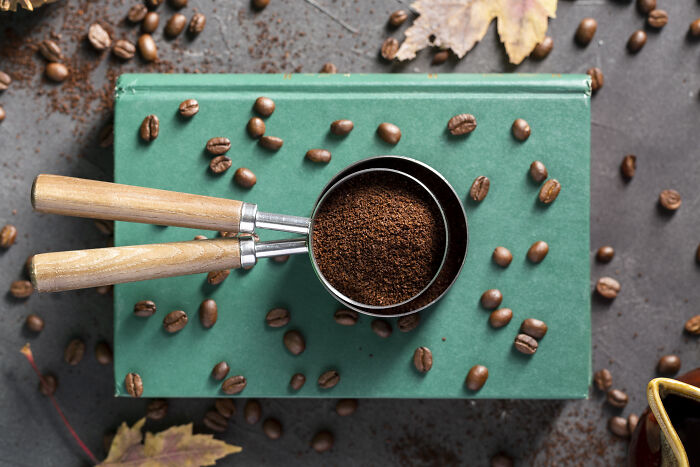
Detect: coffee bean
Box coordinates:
(596, 276, 620, 299)
(1, 224, 17, 248)
(620, 154, 636, 180)
(334, 309, 358, 326)
(259, 135, 284, 150)
(283, 330, 306, 355)
(397, 313, 420, 332)
(163, 310, 187, 333)
(489, 308, 513, 328)
(657, 355, 681, 375)
(189, 13, 206, 35)
(575, 18, 597, 46)
(88, 23, 111, 50)
(691, 18, 700, 37)
(140, 114, 159, 141)
(39, 373, 58, 396)
(480, 289, 502, 310)
(134, 300, 156, 317)
(659, 189, 681, 211)
(389, 10, 408, 27)
(377, 122, 401, 144)
(113, 39, 136, 60)
(514, 333, 538, 355)
(596, 246, 614, 263)
(146, 399, 168, 420)
(637, 0, 655, 14)
(413, 346, 433, 373)
(469, 175, 490, 202)
(222, 375, 246, 394)
(465, 365, 489, 391)
(627, 30, 647, 53)
(527, 241, 549, 263)
(520, 318, 548, 339)
(137, 34, 157, 61)
(628, 413, 639, 434)
(206, 137, 231, 155)
(141, 12, 159, 33)
(318, 369, 340, 389)
(45, 62, 69, 82)
(252, 0, 270, 10)
(38, 39, 63, 62)
(165, 13, 187, 38)
(0, 106, 5, 122)
(290, 373, 306, 391)
(608, 416, 629, 438)
(447, 113, 477, 136)
(10, 280, 33, 298)
(128, 3, 148, 22)
(247, 117, 265, 139)
(311, 430, 334, 453)
(194, 235, 208, 240)
(587, 67, 604, 93)
(335, 399, 357, 416)
(124, 372, 143, 397)
(512, 118, 531, 141)
(95, 341, 113, 365)
(209, 155, 232, 174)
(607, 388, 628, 408)
(145, 0, 163, 9)
(594, 368, 613, 391)
(214, 398, 236, 418)
(381, 37, 400, 60)
(234, 168, 257, 188)
(263, 418, 282, 440)
(431, 50, 449, 65)
(330, 119, 353, 136)
(207, 269, 230, 285)
(492, 246, 512, 267)
(306, 149, 332, 163)
(491, 452, 514, 467)
(684, 315, 700, 335)
(244, 399, 261, 424)
(212, 361, 230, 380)
(532, 36, 553, 59)
(0, 71, 11, 91)
(197, 299, 218, 328)
(320, 62, 337, 73)
(203, 410, 228, 432)
(371, 319, 392, 338)
(254, 96, 275, 117)
(539, 179, 561, 204)
(178, 98, 199, 117)
(647, 9, 668, 28)
(266, 308, 290, 328)
(25, 314, 44, 332)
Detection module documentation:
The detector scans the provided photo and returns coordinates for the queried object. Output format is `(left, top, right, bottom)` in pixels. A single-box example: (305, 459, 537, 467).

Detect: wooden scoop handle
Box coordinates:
(32, 174, 245, 232)
(30, 238, 242, 292)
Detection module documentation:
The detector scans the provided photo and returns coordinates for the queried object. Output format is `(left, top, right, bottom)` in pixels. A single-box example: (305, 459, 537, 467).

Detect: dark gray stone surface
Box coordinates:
(1, 0, 698, 465)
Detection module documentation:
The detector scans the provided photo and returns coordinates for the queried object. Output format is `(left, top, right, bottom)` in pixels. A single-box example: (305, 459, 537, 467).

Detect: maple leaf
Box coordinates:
(396, 0, 557, 65)
(98, 418, 241, 467)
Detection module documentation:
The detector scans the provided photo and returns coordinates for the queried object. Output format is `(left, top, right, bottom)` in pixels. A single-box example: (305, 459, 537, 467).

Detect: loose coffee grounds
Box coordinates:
(312, 171, 446, 307)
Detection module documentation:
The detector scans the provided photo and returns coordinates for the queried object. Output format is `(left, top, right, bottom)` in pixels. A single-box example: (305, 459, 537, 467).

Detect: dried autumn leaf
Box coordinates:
(98, 417, 241, 467)
(396, 0, 557, 65)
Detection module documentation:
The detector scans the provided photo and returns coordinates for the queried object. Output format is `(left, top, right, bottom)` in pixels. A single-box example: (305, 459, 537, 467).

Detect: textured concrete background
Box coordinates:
(1, 0, 699, 465)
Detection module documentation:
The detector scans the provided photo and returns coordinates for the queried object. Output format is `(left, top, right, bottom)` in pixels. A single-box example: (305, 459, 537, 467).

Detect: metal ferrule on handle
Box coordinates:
(238, 204, 311, 235)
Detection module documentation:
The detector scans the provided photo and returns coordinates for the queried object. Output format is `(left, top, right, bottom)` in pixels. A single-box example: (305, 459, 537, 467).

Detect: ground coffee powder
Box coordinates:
(312, 171, 446, 307)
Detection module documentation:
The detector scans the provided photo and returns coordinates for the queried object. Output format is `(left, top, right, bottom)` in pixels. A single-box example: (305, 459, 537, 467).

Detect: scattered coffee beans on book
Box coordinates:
(209, 156, 232, 174)
(377, 122, 401, 144)
(527, 241, 549, 263)
(290, 373, 306, 390)
(465, 365, 489, 391)
(447, 113, 477, 136)
(334, 309, 358, 326)
(283, 330, 306, 355)
(318, 370, 340, 389)
(514, 333, 538, 355)
(306, 149, 331, 163)
(221, 375, 247, 394)
(259, 135, 284, 150)
(134, 300, 156, 317)
(371, 319, 392, 338)
(140, 114, 159, 141)
(199, 299, 218, 328)
(469, 175, 490, 202)
(539, 179, 561, 204)
(489, 308, 513, 328)
(413, 346, 433, 372)
(207, 269, 230, 285)
(212, 361, 230, 380)
(163, 310, 188, 333)
(254, 96, 275, 117)
(330, 119, 353, 136)
(266, 308, 290, 328)
(397, 313, 420, 332)
(492, 246, 512, 267)
(480, 289, 503, 310)
(247, 117, 265, 138)
(234, 168, 257, 188)
(178, 98, 199, 117)
(511, 118, 531, 141)
(520, 318, 548, 339)
(125, 372, 143, 397)
(529, 161, 548, 183)
(206, 137, 231, 155)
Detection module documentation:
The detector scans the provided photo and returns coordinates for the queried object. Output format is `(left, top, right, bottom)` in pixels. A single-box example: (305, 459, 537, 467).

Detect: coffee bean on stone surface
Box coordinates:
(620, 154, 636, 180)
(137, 34, 157, 61)
(377, 122, 401, 144)
(538, 179, 560, 204)
(88, 23, 111, 50)
(465, 365, 489, 391)
(259, 135, 284, 150)
(207, 269, 230, 284)
(25, 314, 45, 333)
(247, 117, 265, 138)
(491, 452, 514, 467)
(489, 308, 513, 328)
(514, 333, 538, 355)
(311, 430, 334, 453)
(608, 416, 629, 438)
(532, 36, 553, 59)
(283, 330, 306, 355)
(492, 246, 512, 267)
(11, 280, 33, 298)
(252, 0, 270, 10)
(209, 156, 232, 174)
(141, 12, 159, 33)
(575, 18, 597, 46)
(336, 399, 358, 416)
(520, 318, 547, 339)
(647, 9, 668, 28)
(447, 113, 477, 136)
(480, 289, 503, 310)
(659, 189, 681, 211)
(0, 106, 5, 122)
(527, 241, 549, 263)
(234, 168, 257, 188)
(125, 372, 143, 397)
(0, 224, 17, 248)
(215, 398, 236, 418)
(607, 388, 629, 408)
(0, 71, 11, 91)
(266, 308, 290, 328)
(371, 319, 392, 338)
(206, 137, 231, 155)
(529, 161, 548, 183)
(587, 67, 604, 93)
(147, 399, 168, 420)
(319, 62, 337, 73)
(381, 37, 400, 60)
(596, 246, 614, 263)
(637, 0, 655, 14)
(212, 361, 230, 381)
(40, 373, 58, 396)
(46, 62, 69, 82)
(511, 118, 530, 141)
(290, 373, 306, 391)
(178, 98, 198, 117)
(431, 50, 449, 65)
(389, 10, 408, 27)
(334, 309, 358, 326)
(628, 413, 639, 434)
(113, 39, 136, 60)
(413, 346, 433, 372)
(685, 315, 700, 335)
(64, 338, 86, 365)
(165, 13, 187, 37)
(39, 39, 63, 62)
(254, 96, 275, 117)
(203, 410, 228, 432)
(134, 300, 156, 317)
(627, 30, 647, 53)
(145, 0, 163, 9)
(596, 276, 620, 299)
(189, 13, 207, 35)
(690, 18, 700, 37)
(657, 355, 681, 375)
(221, 375, 247, 394)
(163, 310, 188, 333)
(594, 368, 613, 391)
(330, 119, 353, 136)
(263, 418, 282, 440)
(244, 399, 261, 424)
(95, 341, 113, 365)
(306, 149, 331, 163)
(397, 313, 420, 332)
(140, 114, 159, 141)
(318, 370, 340, 389)
(128, 3, 148, 22)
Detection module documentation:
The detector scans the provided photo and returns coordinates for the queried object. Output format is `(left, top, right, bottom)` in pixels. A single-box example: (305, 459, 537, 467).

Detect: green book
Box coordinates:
(113, 73, 591, 399)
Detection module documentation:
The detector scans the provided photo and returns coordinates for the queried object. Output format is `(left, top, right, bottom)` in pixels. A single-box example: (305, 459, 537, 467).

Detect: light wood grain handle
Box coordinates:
(32, 174, 245, 232)
(30, 239, 242, 292)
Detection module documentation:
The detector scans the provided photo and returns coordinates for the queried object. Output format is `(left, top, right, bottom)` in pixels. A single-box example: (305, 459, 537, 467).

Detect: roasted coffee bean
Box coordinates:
(336, 399, 358, 416)
(0, 106, 5, 122)
(194, 235, 208, 240)
(657, 355, 681, 375)
(596, 246, 614, 263)
(431, 50, 449, 65)
(265, 308, 290, 328)
(628, 413, 639, 434)
(222, 375, 247, 394)
(10, 280, 33, 298)
(319, 62, 337, 73)
(647, 9, 668, 28)
(165, 13, 187, 38)
(397, 313, 420, 332)
(491, 452, 514, 467)
(247, 117, 265, 139)
(520, 318, 548, 339)
(413, 346, 433, 372)
(263, 418, 282, 440)
(306, 149, 332, 163)
(659, 189, 681, 211)
(203, 410, 228, 432)
(0, 224, 17, 248)
(330, 119, 353, 136)
(88, 23, 111, 50)
(0, 71, 11, 91)
(199, 299, 218, 328)
(214, 398, 236, 418)
(447, 113, 477, 136)
(189, 13, 206, 35)
(252, 0, 270, 10)
(259, 135, 284, 150)
(140, 114, 159, 141)
(147, 399, 168, 420)
(587, 67, 604, 93)
(480, 289, 502, 310)
(318, 370, 340, 389)
(125, 372, 143, 397)
(128, 3, 148, 22)
(134, 300, 156, 317)
(527, 241, 549, 263)
(39, 39, 63, 62)
(469, 175, 490, 202)
(489, 308, 513, 328)
(209, 155, 232, 174)
(95, 341, 113, 365)
(145, 0, 163, 9)
(389, 9, 408, 27)
(312, 430, 334, 453)
(575, 18, 597, 46)
(169, 0, 187, 8)
(206, 137, 231, 155)
(234, 168, 257, 188)
(492, 246, 512, 267)
(334, 309, 358, 326)
(212, 361, 230, 380)
(381, 37, 400, 60)
(178, 98, 199, 117)
(607, 388, 629, 408)
(137, 34, 157, 62)
(465, 365, 489, 391)
(608, 416, 629, 438)
(290, 373, 306, 390)
(45, 62, 69, 82)
(684, 315, 700, 335)
(512, 118, 531, 141)
(620, 154, 636, 180)
(532, 36, 553, 59)
(377, 122, 401, 144)
(691, 18, 700, 37)
(283, 330, 306, 355)
(39, 373, 58, 396)
(596, 276, 621, 299)
(163, 310, 188, 333)
(637, 0, 655, 14)
(254, 96, 275, 117)
(514, 333, 538, 355)
(207, 269, 230, 284)
(627, 30, 647, 53)
(25, 314, 45, 333)
(244, 399, 261, 424)
(141, 12, 159, 33)
(371, 319, 392, 338)
(538, 179, 561, 204)
(113, 39, 136, 59)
